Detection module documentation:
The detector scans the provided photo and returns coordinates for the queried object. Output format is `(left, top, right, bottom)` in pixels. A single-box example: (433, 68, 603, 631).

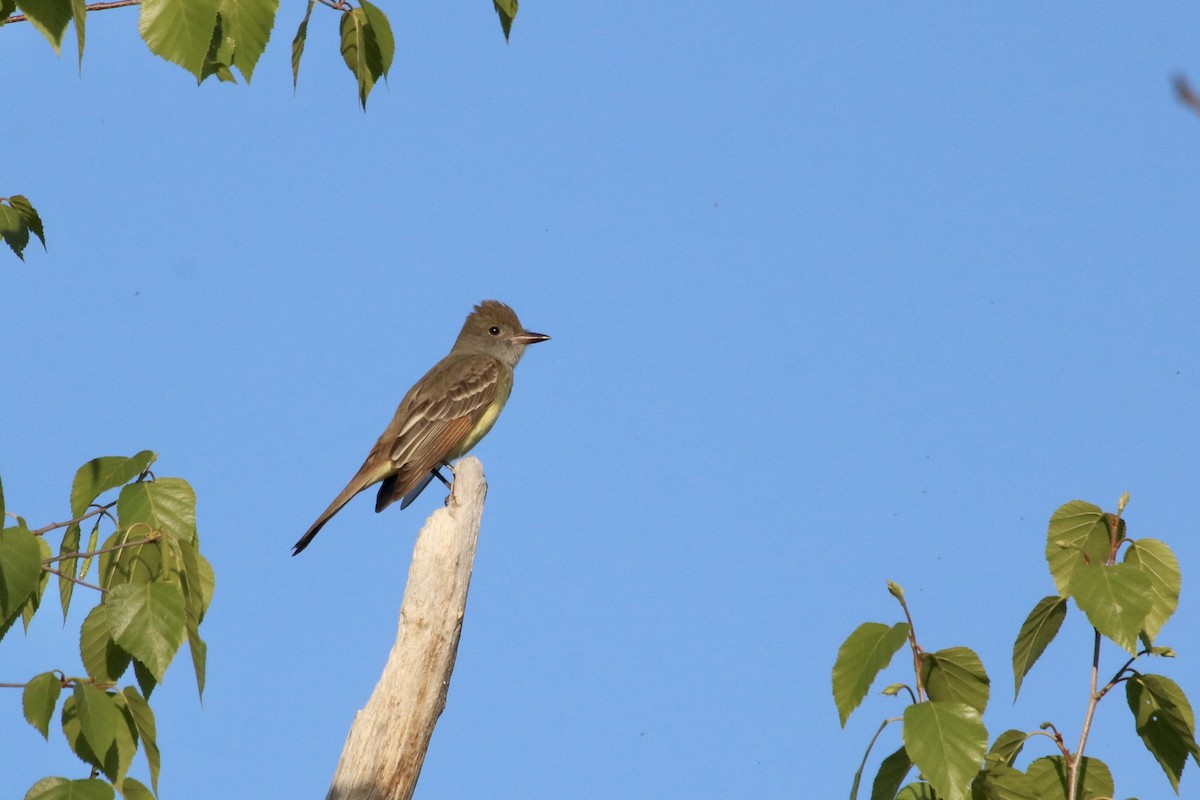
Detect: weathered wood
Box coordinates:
(326, 457, 488, 800)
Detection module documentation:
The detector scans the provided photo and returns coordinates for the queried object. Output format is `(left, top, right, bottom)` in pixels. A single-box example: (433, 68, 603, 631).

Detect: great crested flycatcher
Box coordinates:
(292, 300, 549, 555)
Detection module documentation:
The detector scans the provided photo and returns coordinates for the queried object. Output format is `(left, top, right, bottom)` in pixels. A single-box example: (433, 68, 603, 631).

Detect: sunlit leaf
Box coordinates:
(1125, 673, 1199, 792)
(360, 0, 392, 79)
(970, 763, 1038, 800)
(1025, 755, 1112, 800)
(922, 647, 989, 715)
(1124, 538, 1180, 643)
(290, 0, 314, 89)
(339, 6, 383, 109)
(105, 582, 187, 682)
(902, 701, 988, 800)
(80, 604, 131, 684)
(0, 526, 42, 625)
(1045, 501, 1111, 596)
(70, 452, 156, 518)
(121, 687, 160, 793)
(24, 777, 115, 800)
(833, 621, 911, 726)
(14, 0, 72, 54)
(7, 195, 46, 251)
(1012, 596, 1066, 699)
(138, 0, 223, 81)
(1, 204, 30, 260)
(1069, 563, 1152, 654)
(492, 0, 516, 41)
(22, 671, 62, 739)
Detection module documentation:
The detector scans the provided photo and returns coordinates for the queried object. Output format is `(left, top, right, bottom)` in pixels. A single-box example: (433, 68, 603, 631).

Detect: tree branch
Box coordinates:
(326, 456, 488, 800)
(5, 0, 141, 24)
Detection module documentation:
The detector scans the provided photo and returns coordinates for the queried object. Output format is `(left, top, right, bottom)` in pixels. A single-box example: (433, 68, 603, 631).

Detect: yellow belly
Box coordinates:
(448, 373, 513, 458)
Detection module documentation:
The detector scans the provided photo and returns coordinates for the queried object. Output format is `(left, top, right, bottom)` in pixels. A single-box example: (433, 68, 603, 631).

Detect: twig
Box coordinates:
(4, 0, 141, 24)
(45, 533, 160, 564)
(43, 566, 105, 593)
(31, 503, 114, 537)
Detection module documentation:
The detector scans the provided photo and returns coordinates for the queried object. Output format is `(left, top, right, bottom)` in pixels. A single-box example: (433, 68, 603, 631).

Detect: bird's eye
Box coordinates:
(489, 326, 501, 336)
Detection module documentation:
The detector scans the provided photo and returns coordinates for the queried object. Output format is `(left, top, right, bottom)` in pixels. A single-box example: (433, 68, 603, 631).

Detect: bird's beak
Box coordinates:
(511, 330, 550, 345)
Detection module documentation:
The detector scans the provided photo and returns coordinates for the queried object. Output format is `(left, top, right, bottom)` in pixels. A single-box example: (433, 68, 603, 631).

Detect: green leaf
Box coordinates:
(1025, 755, 1112, 800)
(1069, 563, 1152, 654)
(360, 0, 393, 79)
(24, 777, 115, 800)
(832, 621, 911, 726)
(58, 522, 80, 620)
(14, 0, 72, 54)
(80, 604, 131, 684)
(902, 701, 988, 800)
(492, 0, 516, 41)
(118, 777, 154, 800)
(1045, 500, 1111, 596)
(1012, 596, 1067, 700)
(121, 687, 160, 794)
(986, 729, 1027, 768)
(922, 647, 990, 715)
(970, 764, 1038, 800)
(200, 13, 237, 83)
(70, 0, 84, 69)
(1, 0, 16, 25)
(7, 195, 45, 251)
(71, 684, 124, 778)
(896, 782, 934, 799)
(71, 452, 156, 518)
(0, 525, 42, 624)
(339, 6, 383, 110)
(1124, 538, 1180, 642)
(22, 671, 62, 739)
(1125, 673, 1200, 792)
(290, 0, 314, 89)
(133, 657, 157, 700)
(138, 0, 223, 81)
(117, 477, 196, 544)
(872, 746, 912, 800)
(187, 614, 208, 699)
(179, 539, 215, 623)
(0, 470, 5, 524)
(214, 0, 277, 83)
(105, 582, 187, 682)
(22, 534, 52, 631)
(1, 203, 30, 260)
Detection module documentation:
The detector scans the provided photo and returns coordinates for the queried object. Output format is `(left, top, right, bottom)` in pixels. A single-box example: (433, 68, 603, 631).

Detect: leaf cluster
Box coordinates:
(832, 498, 1196, 800)
(1, 453, 214, 799)
(0, 195, 46, 261)
(2, 0, 516, 109)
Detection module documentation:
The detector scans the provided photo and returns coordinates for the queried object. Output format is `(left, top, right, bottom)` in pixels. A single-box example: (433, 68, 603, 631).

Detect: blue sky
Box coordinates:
(3, 2, 1200, 797)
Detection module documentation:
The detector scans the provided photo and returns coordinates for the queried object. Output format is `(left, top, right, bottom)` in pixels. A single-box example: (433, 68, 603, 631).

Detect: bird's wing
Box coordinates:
(375, 355, 500, 511)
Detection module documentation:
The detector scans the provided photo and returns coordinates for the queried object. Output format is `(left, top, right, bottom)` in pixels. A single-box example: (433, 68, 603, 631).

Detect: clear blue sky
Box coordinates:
(3, 3, 1200, 797)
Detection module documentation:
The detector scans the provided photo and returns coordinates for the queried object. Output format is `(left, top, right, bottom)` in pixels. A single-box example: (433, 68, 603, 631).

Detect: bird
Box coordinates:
(292, 300, 549, 555)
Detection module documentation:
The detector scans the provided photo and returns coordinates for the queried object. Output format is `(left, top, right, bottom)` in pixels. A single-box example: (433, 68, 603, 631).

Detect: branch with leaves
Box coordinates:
(0, 452, 214, 799)
(832, 496, 1195, 800)
(1, 0, 519, 260)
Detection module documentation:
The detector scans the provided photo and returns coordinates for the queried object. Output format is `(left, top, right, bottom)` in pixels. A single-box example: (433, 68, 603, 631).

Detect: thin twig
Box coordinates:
(45, 533, 159, 564)
(43, 567, 105, 593)
(1068, 629, 1103, 800)
(31, 503, 114, 537)
(5, 0, 141, 24)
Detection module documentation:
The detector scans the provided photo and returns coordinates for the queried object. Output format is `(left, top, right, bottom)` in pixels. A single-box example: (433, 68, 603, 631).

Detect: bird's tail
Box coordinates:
(291, 475, 371, 556)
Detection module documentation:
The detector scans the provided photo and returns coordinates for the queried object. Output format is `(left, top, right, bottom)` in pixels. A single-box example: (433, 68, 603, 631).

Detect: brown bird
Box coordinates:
(292, 300, 549, 555)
